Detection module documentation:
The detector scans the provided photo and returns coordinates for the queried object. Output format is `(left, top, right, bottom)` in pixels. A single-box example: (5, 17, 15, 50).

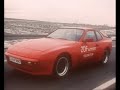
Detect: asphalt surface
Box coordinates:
(4, 41, 116, 90)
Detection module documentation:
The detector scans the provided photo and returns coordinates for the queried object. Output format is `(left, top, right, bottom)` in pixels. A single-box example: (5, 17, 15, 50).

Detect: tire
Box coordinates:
(53, 56, 70, 78)
(101, 50, 110, 64)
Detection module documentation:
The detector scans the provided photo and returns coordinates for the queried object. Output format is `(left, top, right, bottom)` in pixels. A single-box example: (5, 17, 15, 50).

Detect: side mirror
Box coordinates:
(84, 38, 94, 42)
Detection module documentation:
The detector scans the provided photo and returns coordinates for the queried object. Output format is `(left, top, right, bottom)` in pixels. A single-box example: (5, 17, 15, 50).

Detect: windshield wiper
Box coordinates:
(46, 36, 53, 38)
(56, 38, 68, 40)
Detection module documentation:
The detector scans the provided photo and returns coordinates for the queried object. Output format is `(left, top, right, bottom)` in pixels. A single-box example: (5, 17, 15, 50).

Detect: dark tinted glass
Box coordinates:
(85, 31, 96, 41)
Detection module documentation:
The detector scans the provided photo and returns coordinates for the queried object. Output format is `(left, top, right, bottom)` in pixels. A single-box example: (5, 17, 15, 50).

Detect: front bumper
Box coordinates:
(5, 52, 53, 75)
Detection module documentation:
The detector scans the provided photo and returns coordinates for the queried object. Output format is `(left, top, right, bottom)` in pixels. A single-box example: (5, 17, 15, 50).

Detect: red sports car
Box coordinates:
(5, 27, 112, 78)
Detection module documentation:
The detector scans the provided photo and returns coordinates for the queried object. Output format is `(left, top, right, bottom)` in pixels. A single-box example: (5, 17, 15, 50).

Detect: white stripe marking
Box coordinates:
(93, 78, 116, 90)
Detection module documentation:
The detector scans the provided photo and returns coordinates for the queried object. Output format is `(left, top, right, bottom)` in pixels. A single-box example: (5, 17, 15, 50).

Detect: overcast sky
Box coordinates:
(5, 0, 115, 26)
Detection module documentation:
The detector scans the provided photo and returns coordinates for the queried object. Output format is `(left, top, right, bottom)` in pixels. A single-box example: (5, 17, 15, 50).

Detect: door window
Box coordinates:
(85, 31, 96, 41)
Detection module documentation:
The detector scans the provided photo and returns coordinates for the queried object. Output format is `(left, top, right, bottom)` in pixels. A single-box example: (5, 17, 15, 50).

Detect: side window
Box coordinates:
(96, 31, 103, 41)
(85, 31, 96, 41)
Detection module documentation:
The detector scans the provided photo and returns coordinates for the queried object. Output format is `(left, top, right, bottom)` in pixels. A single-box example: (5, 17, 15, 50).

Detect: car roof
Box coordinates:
(60, 26, 94, 31)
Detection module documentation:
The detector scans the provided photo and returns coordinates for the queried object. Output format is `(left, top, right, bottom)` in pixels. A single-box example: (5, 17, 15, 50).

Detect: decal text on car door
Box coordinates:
(81, 46, 96, 53)
(83, 53, 94, 57)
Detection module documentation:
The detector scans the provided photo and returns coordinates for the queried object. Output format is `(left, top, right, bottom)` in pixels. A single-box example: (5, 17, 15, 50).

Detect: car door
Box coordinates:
(94, 31, 104, 61)
(80, 30, 97, 62)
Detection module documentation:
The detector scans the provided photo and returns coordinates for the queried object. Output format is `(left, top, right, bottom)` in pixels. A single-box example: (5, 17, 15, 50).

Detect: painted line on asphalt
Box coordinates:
(93, 78, 116, 90)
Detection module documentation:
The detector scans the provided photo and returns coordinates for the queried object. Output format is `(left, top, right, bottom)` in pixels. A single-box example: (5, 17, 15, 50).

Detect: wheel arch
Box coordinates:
(52, 52, 72, 77)
(53, 52, 72, 72)
(104, 47, 111, 55)
(57, 52, 72, 67)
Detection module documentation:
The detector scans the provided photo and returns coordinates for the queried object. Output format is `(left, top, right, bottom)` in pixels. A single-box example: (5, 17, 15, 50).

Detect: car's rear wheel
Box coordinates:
(53, 56, 70, 78)
(101, 51, 109, 64)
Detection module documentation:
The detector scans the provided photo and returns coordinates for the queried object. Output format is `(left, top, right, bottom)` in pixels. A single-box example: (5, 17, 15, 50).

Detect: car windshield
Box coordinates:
(47, 28, 84, 41)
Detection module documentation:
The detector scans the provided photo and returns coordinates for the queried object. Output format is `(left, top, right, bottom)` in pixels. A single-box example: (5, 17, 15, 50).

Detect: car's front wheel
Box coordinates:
(53, 56, 70, 78)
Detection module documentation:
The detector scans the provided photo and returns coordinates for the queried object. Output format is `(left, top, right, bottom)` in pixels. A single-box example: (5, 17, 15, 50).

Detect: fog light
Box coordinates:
(34, 62, 36, 64)
(28, 61, 31, 64)
(34, 62, 40, 64)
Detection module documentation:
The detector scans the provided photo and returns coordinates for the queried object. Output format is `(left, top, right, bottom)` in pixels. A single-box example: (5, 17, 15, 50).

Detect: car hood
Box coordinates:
(10, 38, 75, 51)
